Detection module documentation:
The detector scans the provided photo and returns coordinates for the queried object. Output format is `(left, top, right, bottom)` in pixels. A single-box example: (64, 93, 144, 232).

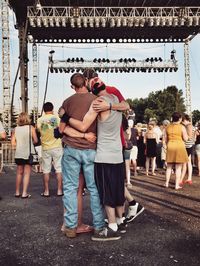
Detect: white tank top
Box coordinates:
(15, 125, 35, 159)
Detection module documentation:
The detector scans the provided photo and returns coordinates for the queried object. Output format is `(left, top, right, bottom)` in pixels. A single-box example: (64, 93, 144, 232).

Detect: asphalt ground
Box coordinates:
(0, 166, 200, 266)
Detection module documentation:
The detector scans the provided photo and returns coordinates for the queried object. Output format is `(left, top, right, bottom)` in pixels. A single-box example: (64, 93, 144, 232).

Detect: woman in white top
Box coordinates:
(11, 113, 38, 198)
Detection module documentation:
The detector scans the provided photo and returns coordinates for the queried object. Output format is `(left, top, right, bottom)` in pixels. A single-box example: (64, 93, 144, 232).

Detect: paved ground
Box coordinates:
(0, 166, 200, 266)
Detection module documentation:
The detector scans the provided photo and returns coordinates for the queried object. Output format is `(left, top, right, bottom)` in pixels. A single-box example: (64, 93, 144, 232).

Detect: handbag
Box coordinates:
(125, 140, 133, 150)
(28, 126, 39, 165)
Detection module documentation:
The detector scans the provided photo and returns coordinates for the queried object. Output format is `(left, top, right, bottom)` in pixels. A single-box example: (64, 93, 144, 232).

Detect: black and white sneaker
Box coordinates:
(91, 227, 121, 241)
(125, 203, 144, 223)
(117, 222, 128, 234)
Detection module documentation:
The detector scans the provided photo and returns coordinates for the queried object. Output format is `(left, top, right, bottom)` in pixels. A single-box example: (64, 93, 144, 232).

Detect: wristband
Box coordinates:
(61, 113, 71, 123)
(109, 103, 112, 110)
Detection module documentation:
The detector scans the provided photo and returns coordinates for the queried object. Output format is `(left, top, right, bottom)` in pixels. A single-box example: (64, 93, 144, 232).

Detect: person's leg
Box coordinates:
(198, 155, 200, 176)
(165, 163, 173, 187)
(125, 159, 131, 185)
(82, 150, 105, 230)
(151, 157, 156, 175)
(105, 205, 117, 231)
(15, 165, 24, 196)
(145, 157, 150, 175)
(22, 164, 31, 197)
(186, 155, 193, 182)
(41, 150, 52, 196)
(180, 163, 187, 184)
(175, 163, 183, 189)
(52, 147, 63, 195)
(62, 146, 81, 232)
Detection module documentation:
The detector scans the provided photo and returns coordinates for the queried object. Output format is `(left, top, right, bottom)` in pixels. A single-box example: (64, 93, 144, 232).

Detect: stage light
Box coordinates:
(59, 68, 63, 73)
(166, 17, 173, 26)
(42, 17, 48, 27)
(29, 18, 36, 27)
(119, 58, 123, 63)
(193, 17, 199, 26)
(95, 17, 100, 27)
(116, 18, 121, 27)
(83, 17, 87, 27)
(158, 57, 162, 62)
(77, 17, 81, 27)
(150, 57, 154, 62)
(145, 58, 150, 62)
(73, 7, 80, 17)
(61, 17, 66, 27)
(154, 18, 160, 26)
(101, 17, 106, 27)
(70, 18, 75, 28)
(122, 18, 127, 27)
(171, 50, 176, 60)
(134, 18, 139, 27)
(140, 18, 145, 27)
(54, 68, 58, 73)
(160, 17, 166, 26)
(35, 0, 42, 10)
(98, 58, 101, 63)
(36, 17, 41, 27)
(132, 58, 136, 62)
(173, 17, 178, 26)
(128, 18, 134, 27)
(148, 18, 154, 27)
(187, 17, 193, 26)
(55, 17, 60, 27)
(179, 17, 185, 26)
(89, 17, 94, 27)
(110, 18, 115, 27)
(49, 18, 54, 27)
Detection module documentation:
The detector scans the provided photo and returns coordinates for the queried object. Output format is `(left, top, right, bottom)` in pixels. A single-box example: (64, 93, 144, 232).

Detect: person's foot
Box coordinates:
(185, 180, 192, 185)
(175, 186, 183, 190)
(117, 222, 127, 234)
(91, 227, 121, 241)
(21, 194, 31, 199)
(41, 192, 50, 197)
(126, 183, 133, 189)
(151, 173, 156, 176)
(125, 203, 144, 223)
(76, 224, 93, 234)
(164, 182, 169, 188)
(64, 227, 77, 238)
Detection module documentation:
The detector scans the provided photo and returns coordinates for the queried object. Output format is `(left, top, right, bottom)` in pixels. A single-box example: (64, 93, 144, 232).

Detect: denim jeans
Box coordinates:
(62, 146, 105, 230)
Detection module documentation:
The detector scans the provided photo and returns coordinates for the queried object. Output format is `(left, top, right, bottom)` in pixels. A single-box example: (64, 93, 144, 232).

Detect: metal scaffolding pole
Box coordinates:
(32, 43, 39, 123)
(184, 40, 192, 116)
(1, 0, 11, 134)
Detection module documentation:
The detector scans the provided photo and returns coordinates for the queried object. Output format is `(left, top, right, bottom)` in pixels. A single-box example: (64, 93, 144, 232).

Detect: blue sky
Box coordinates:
(0, 10, 200, 114)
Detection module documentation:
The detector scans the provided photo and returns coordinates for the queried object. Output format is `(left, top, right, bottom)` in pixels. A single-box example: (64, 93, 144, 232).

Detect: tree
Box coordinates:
(192, 110, 200, 125)
(126, 86, 186, 124)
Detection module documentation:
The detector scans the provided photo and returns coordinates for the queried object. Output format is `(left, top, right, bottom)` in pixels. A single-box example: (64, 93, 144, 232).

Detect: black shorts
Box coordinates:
(186, 147, 194, 156)
(15, 159, 30, 165)
(94, 162, 125, 208)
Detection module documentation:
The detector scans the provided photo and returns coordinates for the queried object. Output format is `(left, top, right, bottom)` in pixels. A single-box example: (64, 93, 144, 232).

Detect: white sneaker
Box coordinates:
(125, 203, 144, 223)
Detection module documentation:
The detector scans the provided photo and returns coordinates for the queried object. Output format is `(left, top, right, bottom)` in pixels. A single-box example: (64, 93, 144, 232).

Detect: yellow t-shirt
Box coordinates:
(37, 113, 61, 150)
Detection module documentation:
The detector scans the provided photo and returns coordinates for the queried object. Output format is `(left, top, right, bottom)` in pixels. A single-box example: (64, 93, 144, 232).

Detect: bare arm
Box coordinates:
(31, 126, 38, 144)
(64, 125, 96, 143)
(0, 131, 6, 140)
(186, 124, 193, 139)
(182, 125, 188, 142)
(162, 129, 168, 145)
(93, 98, 129, 112)
(69, 103, 98, 132)
(11, 129, 16, 147)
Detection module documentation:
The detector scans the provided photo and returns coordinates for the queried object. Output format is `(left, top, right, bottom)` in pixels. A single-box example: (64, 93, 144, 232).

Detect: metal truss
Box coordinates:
(49, 57, 178, 74)
(184, 40, 192, 116)
(1, 0, 11, 134)
(27, 6, 200, 28)
(32, 43, 39, 122)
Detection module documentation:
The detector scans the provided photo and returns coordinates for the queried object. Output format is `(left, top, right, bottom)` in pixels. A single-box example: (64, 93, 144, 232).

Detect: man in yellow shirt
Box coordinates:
(37, 102, 63, 197)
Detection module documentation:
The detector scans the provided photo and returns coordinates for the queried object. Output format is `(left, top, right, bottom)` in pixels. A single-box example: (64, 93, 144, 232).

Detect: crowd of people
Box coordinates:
(0, 68, 200, 241)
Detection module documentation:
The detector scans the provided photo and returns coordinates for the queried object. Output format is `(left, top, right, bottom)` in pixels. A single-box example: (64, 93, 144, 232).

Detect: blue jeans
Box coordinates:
(62, 146, 105, 230)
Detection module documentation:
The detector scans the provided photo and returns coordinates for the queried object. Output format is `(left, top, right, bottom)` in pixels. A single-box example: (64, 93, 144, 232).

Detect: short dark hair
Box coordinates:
(83, 68, 98, 79)
(70, 73, 86, 88)
(43, 102, 53, 112)
(182, 113, 191, 122)
(171, 112, 182, 122)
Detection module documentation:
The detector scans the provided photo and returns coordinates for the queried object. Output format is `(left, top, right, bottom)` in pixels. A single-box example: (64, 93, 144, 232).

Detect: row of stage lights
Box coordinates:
(50, 57, 164, 63)
(50, 67, 178, 74)
(29, 16, 200, 28)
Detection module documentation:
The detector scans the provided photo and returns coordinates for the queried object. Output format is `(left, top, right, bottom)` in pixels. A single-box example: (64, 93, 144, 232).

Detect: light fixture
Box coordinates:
(179, 17, 185, 26)
(83, 17, 88, 27)
(29, 17, 36, 27)
(49, 18, 54, 27)
(154, 18, 160, 26)
(173, 17, 178, 26)
(42, 17, 48, 27)
(110, 18, 115, 27)
(55, 17, 60, 27)
(140, 18, 145, 27)
(122, 17, 127, 27)
(89, 17, 94, 27)
(116, 17, 121, 27)
(101, 17, 106, 27)
(76, 17, 81, 27)
(36, 17, 41, 27)
(70, 18, 75, 28)
(160, 17, 166, 26)
(166, 17, 173, 26)
(128, 17, 134, 27)
(148, 18, 154, 27)
(61, 17, 66, 27)
(193, 17, 199, 26)
(187, 17, 193, 26)
(95, 17, 100, 27)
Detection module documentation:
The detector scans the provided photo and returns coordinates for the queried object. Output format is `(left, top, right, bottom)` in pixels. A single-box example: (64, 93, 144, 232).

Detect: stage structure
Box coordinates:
(49, 53, 178, 74)
(8, 0, 200, 116)
(1, 0, 11, 133)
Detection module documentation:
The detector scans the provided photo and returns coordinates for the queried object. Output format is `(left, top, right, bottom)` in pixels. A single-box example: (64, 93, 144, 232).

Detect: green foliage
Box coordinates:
(127, 86, 186, 124)
(192, 110, 200, 125)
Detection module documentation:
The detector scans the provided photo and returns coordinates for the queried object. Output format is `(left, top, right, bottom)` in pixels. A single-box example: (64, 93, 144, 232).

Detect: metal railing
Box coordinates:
(0, 141, 15, 171)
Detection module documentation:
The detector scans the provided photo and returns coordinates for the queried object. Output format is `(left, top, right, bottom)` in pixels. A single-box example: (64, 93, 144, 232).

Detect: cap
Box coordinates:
(90, 77, 106, 95)
(83, 68, 98, 79)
